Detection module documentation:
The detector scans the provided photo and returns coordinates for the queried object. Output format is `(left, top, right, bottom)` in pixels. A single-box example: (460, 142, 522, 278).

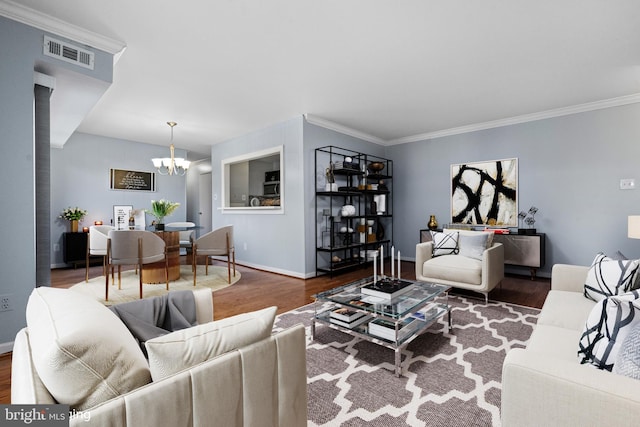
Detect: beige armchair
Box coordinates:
(106, 230, 168, 301)
(192, 225, 235, 284)
(415, 229, 504, 303)
(85, 225, 114, 281)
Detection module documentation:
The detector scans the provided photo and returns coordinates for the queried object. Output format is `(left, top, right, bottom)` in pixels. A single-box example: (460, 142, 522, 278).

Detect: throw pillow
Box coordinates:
(26, 287, 151, 410)
(457, 233, 490, 261)
(431, 230, 459, 257)
(583, 253, 640, 302)
(612, 322, 640, 380)
(145, 306, 277, 381)
(578, 290, 640, 371)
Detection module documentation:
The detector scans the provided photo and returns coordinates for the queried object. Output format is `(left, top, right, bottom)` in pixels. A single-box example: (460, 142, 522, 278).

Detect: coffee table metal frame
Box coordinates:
(312, 276, 451, 377)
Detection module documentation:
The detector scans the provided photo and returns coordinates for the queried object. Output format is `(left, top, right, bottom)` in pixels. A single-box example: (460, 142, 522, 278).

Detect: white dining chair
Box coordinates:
(85, 225, 114, 281)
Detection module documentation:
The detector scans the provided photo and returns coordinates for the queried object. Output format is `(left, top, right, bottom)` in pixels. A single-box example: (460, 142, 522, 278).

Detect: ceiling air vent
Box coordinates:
(43, 36, 95, 70)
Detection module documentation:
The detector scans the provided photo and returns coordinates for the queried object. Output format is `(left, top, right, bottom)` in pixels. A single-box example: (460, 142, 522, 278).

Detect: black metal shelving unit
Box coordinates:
(315, 146, 393, 276)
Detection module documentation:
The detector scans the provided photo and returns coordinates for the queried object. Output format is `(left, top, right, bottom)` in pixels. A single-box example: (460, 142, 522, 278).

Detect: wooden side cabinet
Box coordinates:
(493, 233, 546, 278)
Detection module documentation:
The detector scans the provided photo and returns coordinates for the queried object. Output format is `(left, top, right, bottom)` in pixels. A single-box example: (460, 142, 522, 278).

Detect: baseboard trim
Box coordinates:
(0, 341, 14, 355)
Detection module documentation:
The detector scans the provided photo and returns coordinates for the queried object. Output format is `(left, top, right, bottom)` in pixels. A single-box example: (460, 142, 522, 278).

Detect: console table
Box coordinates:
(493, 233, 545, 279)
(63, 232, 102, 268)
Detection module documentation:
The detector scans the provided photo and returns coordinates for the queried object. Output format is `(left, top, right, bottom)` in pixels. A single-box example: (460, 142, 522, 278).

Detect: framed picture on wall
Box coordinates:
(451, 158, 518, 227)
(113, 205, 133, 230)
(110, 169, 156, 192)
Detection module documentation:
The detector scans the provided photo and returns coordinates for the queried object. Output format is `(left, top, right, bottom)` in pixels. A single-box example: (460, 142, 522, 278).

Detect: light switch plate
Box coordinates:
(620, 179, 635, 190)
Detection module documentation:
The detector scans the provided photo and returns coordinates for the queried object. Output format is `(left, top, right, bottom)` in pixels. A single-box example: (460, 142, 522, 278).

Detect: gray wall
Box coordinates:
(0, 17, 113, 347)
(387, 103, 640, 277)
(211, 116, 306, 277)
(50, 132, 188, 266)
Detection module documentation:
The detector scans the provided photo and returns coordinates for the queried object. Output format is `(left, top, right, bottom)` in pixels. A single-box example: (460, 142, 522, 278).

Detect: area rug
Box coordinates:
(70, 265, 240, 305)
(273, 296, 539, 427)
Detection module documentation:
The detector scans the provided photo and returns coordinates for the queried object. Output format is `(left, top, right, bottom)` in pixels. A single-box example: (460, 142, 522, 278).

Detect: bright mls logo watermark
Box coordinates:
(0, 405, 91, 426)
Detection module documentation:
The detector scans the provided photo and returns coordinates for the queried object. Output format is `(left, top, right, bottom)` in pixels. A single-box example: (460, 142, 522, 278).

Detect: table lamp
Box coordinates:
(628, 216, 640, 239)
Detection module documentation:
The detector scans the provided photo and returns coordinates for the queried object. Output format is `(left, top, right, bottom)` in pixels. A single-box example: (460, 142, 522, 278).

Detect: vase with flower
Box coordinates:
(146, 199, 180, 230)
(59, 206, 88, 232)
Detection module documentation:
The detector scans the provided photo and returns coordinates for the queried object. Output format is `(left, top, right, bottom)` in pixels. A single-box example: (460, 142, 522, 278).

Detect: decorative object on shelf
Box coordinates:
(325, 163, 337, 191)
(151, 121, 191, 176)
(518, 206, 538, 235)
(59, 206, 88, 232)
(341, 205, 356, 216)
(373, 194, 386, 215)
(94, 220, 103, 226)
(376, 220, 385, 241)
(146, 199, 180, 230)
(428, 215, 438, 230)
(368, 162, 385, 173)
(451, 158, 518, 226)
(82, 227, 89, 233)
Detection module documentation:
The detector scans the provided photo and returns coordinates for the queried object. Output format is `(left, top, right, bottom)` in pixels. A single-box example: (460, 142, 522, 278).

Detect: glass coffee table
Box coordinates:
(312, 277, 451, 377)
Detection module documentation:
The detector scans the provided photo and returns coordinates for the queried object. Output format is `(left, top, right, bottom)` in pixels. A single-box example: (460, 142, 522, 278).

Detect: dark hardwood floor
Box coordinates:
(0, 258, 550, 404)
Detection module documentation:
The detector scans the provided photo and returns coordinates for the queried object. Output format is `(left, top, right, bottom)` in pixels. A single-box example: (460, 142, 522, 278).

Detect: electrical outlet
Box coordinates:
(0, 295, 12, 312)
(620, 178, 635, 190)
(53, 243, 60, 252)
(244, 242, 247, 251)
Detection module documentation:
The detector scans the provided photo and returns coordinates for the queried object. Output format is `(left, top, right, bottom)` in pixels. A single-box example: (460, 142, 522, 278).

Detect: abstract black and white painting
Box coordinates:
(451, 158, 518, 226)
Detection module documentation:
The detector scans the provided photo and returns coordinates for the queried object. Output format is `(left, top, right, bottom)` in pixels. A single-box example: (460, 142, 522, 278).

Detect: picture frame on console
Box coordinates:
(450, 158, 518, 227)
(113, 205, 133, 230)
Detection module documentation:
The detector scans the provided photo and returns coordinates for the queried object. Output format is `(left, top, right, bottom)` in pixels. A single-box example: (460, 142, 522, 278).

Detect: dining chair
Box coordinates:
(105, 230, 168, 301)
(85, 225, 114, 282)
(165, 221, 196, 255)
(192, 225, 235, 284)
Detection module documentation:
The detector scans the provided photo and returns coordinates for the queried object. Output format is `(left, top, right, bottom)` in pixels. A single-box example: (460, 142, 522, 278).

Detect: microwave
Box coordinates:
(265, 170, 280, 182)
(264, 181, 280, 196)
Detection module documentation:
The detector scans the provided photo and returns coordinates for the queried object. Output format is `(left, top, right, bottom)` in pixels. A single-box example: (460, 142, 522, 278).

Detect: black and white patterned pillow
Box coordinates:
(583, 253, 640, 302)
(613, 321, 640, 379)
(430, 231, 459, 257)
(578, 290, 640, 371)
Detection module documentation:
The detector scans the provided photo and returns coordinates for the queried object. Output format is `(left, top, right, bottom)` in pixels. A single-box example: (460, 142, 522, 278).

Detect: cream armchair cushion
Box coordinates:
(146, 306, 277, 380)
(25, 287, 151, 410)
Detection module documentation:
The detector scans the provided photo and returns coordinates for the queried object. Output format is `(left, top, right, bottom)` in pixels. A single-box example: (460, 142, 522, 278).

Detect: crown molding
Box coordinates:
(304, 114, 386, 145)
(388, 93, 640, 145)
(0, 0, 126, 56)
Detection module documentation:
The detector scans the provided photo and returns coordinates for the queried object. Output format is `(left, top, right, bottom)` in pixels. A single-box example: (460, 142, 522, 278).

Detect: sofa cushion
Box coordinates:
(583, 253, 640, 302)
(613, 322, 640, 379)
(431, 230, 459, 256)
(145, 306, 277, 381)
(526, 324, 583, 363)
(458, 232, 490, 261)
(578, 290, 640, 371)
(444, 228, 494, 249)
(26, 287, 151, 410)
(422, 254, 482, 285)
(537, 290, 595, 331)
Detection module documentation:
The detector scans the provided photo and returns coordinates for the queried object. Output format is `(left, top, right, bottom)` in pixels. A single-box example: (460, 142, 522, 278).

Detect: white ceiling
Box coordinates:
(6, 0, 640, 157)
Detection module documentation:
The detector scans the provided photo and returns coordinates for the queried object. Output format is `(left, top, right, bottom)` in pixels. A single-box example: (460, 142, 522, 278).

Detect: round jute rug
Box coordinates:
(70, 264, 240, 305)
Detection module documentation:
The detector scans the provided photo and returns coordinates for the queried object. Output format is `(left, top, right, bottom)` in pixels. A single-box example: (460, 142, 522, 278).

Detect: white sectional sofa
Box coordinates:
(501, 264, 640, 427)
(12, 287, 307, 427)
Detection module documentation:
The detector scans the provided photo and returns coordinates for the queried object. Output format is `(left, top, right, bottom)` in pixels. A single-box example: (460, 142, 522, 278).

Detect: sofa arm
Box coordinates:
(415, 242, 434, 277)
(551, 264, 589, 293)
(192, 288, 214, 324)
(482, 242, 504, 288)
(502, 348, 640, 427)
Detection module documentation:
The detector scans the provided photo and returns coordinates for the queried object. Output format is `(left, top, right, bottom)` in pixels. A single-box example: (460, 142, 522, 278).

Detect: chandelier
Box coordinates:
(151, 121, 191, 176)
